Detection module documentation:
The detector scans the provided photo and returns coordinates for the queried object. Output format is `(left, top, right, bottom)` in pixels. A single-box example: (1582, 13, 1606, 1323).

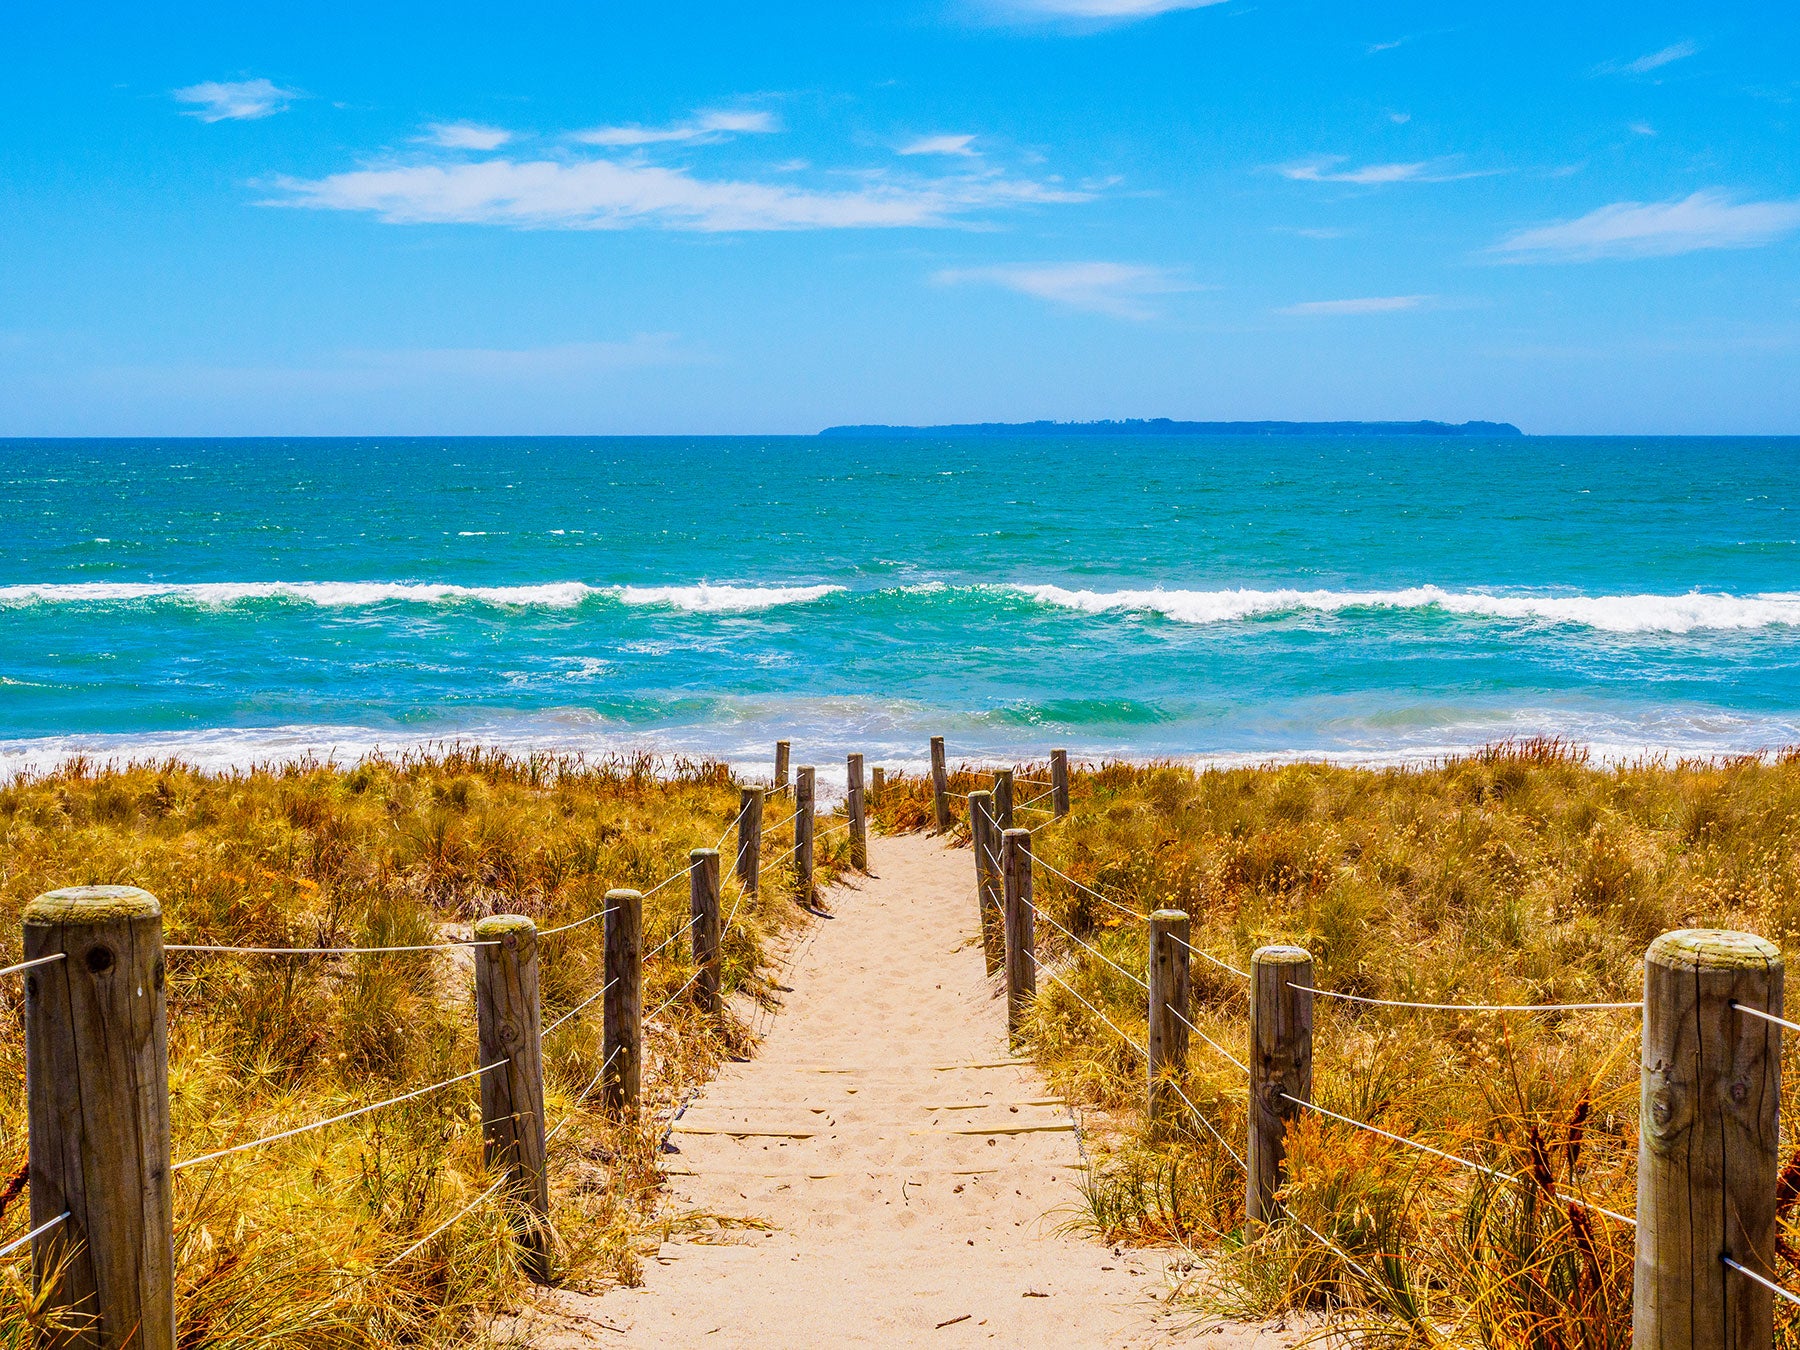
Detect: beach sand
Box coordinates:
(531, 832, 1297, 1348)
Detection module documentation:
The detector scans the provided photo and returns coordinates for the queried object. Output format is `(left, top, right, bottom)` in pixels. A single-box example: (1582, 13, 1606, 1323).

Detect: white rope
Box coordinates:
(168, 939, 495, 955)
(384, 1173, 510, 1269)
(1165, 932, 1251, 981)
(1166, 1079, 1247, 1170)
(173, 1060, 509, 1171)
(644, 911, 700, 963)
(545, 1045, 623, 1141)
(1733, 1002, 1800, 1035)
(0, 953, 65, 980)
(640, 861, 696, 900)
(1031, 855, 1148, 923)
(1280, 1092, 1635, 1226)
(1725, 1255, 1800, 1307)
(542, 977, 617, 1037)
(1029, 951, 1146, 1061)
(712, 795, 755, 853)
(0, 1210, 68, 1260)
(1032, 906, 1148, 992)
(646, 966, 705, 1022)
(1292, 985, 1640, 1013)
(1167, 1005, 1249, 1074)
(539, 905, 618, 939)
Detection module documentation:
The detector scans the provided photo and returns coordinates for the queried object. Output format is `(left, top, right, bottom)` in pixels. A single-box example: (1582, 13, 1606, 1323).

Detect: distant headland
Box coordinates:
(819, 418, 1522, 438)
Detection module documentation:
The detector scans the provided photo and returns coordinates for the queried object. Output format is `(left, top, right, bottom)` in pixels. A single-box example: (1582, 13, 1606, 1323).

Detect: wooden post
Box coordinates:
(1001, 829, 1036, 1041)
(1148, 910, 1192, 1133)
(994, 769, 1014, 831)
(689, 849, 722, 1015)
(930, 736, 951, 834)
(473, 915, 550, 1282)
(24, 886, 173, 1350)
(846, 753, 868, 872)
(774, 740, 790, 792)
(1247, 945, 1313, 1224)
(736, 786, 763, 897)
(969, 790, 1002, 974)
(1051, 749, 1070, 819)
(871, 766, 885, 804)
(795, 766, 816, 905)
(1636, 929, 1782, 1350)
(602, 888, 643, 1114)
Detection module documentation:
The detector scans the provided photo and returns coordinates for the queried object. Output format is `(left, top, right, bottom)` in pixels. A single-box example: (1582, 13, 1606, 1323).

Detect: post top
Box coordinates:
(1002, 826, 1031, 841)
(25, 885, 160, 925)
(474, 914, 536, 939)
(690, 847, 719, 860)
(968, 788, 993, 800)
(1150, 908, 1189, 924)
(1253, 944, 1313, 965)
(1647, 928, 1780, 971)
(605, 887, 644, 900)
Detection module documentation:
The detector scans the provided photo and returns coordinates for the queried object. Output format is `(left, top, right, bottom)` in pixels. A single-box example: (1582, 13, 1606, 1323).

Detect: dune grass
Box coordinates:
(0, 747, 829, 1346)
(871, 742, 1800, 1348)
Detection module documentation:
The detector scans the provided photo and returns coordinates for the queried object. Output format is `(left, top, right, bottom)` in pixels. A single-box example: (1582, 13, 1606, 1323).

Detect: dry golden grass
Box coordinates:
(0, 747, 830, 1346)
(872, 741, 1800, 1349)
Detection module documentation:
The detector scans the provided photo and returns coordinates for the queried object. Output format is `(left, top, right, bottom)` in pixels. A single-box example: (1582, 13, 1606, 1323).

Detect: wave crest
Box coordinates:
(0, 581, 842, 614)
(1011, 584, 1800, 634)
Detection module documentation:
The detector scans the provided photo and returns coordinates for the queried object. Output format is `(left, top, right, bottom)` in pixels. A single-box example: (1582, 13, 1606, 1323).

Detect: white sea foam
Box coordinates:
(613, 584, 843, 613)
(1011, 584, 1800, 634)
(0, 580, 841, 612)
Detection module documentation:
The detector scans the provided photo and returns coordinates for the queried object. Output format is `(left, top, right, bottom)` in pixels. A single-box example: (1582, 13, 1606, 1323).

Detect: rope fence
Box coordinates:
(0, 739, 879, 1330)
(943, 737, 1795, 1340)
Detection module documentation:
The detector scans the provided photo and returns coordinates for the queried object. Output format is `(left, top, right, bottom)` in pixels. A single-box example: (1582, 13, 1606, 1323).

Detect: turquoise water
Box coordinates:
(2, 434, 1799, 777)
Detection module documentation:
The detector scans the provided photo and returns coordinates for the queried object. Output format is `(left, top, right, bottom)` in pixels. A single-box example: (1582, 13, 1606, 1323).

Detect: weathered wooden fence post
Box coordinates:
(736, 786, 763, 897)
(1148, 910, 1191, 1133)
(24, 886, 174, 1350)
(774, 740, 790, 792)
(795, 765, 816, 905)
(1051, 749, 1070, 818)
(846, 752, 868, 872)
(689, 849, 722, 1015)
(871, 766, 885, 804)
(968, 790, 1003, 974)
(1001, 828, 1036, 1041)
(1247, 945, 1313, 1223)
(602, 887, 643, 1113)
(1636, 929, 1782, 1350)
(994, 769, 1014, 831)
(473, 914, 551, 1282)
(930, 736, 951, 834)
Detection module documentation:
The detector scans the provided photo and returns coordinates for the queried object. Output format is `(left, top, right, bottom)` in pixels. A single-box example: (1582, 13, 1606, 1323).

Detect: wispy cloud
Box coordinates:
(1277, 154, 1495, 185)
(1278, 294, 1431, 316)
(572, 109, 777, 147)
(1599, 40, 1699, 76)
(268, 157, 1087, 232)
(990, 0, 1227, 22)
(173, 78, 299, 123)
(419, 122, 513, 151)
(899, 134, 978, 157)
(1366, 37, 1409, 54)
(1628, 121, 1657, 137)
(933, 262, 1188, 318)
(1491, 190, 1800, 261)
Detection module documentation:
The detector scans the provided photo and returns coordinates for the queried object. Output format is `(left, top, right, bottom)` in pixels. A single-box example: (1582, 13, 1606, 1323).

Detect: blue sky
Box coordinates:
(2, 0, 1796, 435)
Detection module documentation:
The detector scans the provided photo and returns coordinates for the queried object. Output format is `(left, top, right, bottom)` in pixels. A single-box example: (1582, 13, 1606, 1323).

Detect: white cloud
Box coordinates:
(993, 0, 1226, 20)
(419, 121, 513, 151)
(1389, 111, 1412, 124)
(173, 78, 299, 123)
(268, 157, 1086, 232)
(933, 262, 1188, 318)
(573, 109, 777, 147)
(899, 134, 978, 157)
(1491, 190, 1800, 262)
(1610, 40, 1700, 75)
(1278, 294, 1431, 316)
(1628, 121, 1657, 137)
(1277, 155, 1495, 185)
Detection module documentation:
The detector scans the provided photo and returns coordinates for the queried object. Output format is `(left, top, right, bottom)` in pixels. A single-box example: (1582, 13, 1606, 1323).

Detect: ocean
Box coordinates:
(3, 433, 1798, 783)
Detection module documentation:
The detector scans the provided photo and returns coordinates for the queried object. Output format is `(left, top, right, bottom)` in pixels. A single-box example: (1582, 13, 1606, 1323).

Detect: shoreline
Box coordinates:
(5, 721, 1795, 789)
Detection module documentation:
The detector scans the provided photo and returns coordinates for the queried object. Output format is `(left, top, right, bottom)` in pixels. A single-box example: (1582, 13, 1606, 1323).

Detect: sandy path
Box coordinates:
(543, 833, 1282, 1348)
